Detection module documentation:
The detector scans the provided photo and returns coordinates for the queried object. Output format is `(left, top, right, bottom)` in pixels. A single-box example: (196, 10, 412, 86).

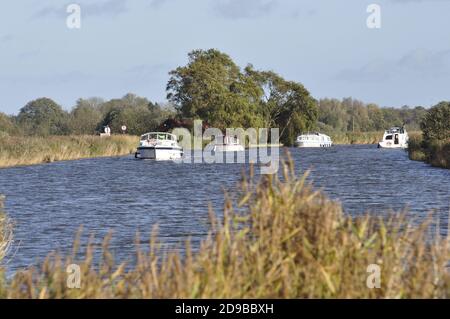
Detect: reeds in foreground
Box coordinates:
(0, 196, 13, 265)
(0, 158, 449, 298)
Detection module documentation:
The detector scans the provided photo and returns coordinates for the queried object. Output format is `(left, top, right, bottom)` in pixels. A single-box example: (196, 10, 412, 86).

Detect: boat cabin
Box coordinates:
(213, 135, 241, 146)
(378, 127, 409, 149)
(140, 132, 177, 142)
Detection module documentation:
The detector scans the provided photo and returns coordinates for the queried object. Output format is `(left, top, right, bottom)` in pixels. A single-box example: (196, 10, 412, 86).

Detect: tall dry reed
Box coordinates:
(0, 196, 13, 265)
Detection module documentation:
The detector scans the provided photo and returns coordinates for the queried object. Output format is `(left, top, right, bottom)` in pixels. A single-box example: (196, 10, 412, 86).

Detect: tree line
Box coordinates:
(317, 98, 427, 134)
(0, 94, 174, 137)
(0, 49, 442, 146)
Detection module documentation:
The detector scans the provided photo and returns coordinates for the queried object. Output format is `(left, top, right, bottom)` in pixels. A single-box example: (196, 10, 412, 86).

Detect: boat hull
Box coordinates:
(213, 145, 245, 152)
(377, 142, 408, 149)
(295, 142, 332, 148)
(136, 147, 183, 160)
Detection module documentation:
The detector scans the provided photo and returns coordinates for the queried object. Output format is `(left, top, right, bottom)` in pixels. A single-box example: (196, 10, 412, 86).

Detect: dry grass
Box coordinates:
(0, 135, 139, 169)
(0, 196, 13, 265)
(330, 131, 383, 145)
(331, 131, 422, 145)
(0, 158, 449, 298)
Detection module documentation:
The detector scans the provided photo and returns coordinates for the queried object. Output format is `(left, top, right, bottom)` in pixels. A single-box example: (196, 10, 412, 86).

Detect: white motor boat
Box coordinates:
(295, 133, 333, 148)
(378, 127, 409, 149)
(206, 135, 245, 152)
(135, 132, 183, 160)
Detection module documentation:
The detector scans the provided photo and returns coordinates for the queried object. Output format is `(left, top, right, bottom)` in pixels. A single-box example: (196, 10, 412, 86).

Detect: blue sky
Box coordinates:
(1, 0, 450, 114)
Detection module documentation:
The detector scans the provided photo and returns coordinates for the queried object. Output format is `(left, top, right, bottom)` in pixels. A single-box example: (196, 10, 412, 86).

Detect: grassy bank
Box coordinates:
(329, 131, 422, 145)
(0, 159, 449, 298)
(408, 135, 450, 169)
(0, 135, 139, 169)
(329, 131, 382, 145)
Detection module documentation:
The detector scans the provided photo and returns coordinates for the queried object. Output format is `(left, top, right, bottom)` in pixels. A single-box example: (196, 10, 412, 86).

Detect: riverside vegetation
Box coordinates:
(0, 135, 138, 168)
(0, 159, 449, 298)
(408, 102, 450, 169)
(0, 196, 12, 267)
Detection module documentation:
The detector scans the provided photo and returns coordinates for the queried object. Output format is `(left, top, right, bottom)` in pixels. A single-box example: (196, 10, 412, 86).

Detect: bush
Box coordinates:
(421, 101, 450, 141)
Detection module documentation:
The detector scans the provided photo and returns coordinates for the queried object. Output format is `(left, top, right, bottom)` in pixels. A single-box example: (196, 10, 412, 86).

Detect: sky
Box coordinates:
(1, 0, 450, 114)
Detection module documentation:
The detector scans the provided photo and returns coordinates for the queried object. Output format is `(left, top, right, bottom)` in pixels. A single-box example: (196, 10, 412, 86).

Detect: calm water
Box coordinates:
(0, 145, 449, 273)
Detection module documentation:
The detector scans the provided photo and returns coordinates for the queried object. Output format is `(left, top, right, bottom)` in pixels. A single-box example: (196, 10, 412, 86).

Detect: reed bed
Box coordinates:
(0, 196, 13, 266)
(408, 134, 450, 169)
(0, 158, 449, 298)
(0, 135, 139, 169)
(330, 131, 422, 145)
(330, 131, 383, 145)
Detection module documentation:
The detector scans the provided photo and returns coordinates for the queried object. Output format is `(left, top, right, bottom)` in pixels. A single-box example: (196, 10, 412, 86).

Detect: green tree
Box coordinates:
(69, 98, 103, 135)
(367, 104, 385, 131)
(421, 101, 450, 141)
(245, 67, 317, 145)
(317, 98, 348, 133)
(0, 113, 19, 136)
(17, 98, 69, 136)
(167, 49, 264, 129)
(99, 94, 171, 135)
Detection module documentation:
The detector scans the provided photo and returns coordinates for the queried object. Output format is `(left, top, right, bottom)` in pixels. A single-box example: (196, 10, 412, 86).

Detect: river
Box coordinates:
(0, 145, 449, 273)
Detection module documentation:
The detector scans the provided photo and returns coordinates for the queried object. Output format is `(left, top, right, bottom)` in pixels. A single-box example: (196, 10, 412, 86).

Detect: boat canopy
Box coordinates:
(385, 127, 406, 134)
(140, 132, 177, 141)
(297, 133, 331, 141)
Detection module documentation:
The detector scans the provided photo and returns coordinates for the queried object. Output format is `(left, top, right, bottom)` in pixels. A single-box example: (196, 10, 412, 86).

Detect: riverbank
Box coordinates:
(329, 131, 422, 145)
(0, 159, 448, 298)
(0, 135, 139, 169)
(329, 131, 382, 145)
(408, 135, 450, 169)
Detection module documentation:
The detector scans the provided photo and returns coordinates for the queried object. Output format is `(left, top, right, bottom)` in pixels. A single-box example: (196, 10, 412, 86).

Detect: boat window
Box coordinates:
(385, 135, 393, 140)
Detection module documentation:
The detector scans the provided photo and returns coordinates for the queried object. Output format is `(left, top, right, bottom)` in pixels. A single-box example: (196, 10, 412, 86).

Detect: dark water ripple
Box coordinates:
(0, 145, 449, 273)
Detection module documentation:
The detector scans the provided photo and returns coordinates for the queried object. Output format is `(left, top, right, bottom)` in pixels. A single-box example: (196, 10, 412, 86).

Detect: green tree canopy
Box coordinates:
(99, 93, 172, 135)
(421, 101, 450, 141)
(69, 98, 104, 135)
(167, 49, 318, 145)
(245, 66, 317, 145)
(167, 49, 264, 129)
(0, 113, 19, 136)
(17, 98, 69, 136)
